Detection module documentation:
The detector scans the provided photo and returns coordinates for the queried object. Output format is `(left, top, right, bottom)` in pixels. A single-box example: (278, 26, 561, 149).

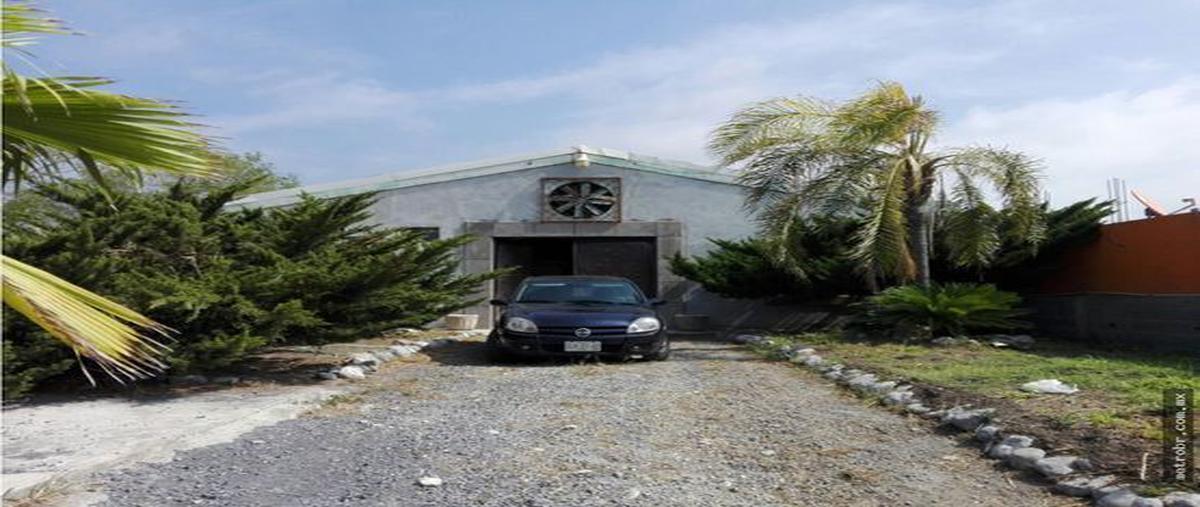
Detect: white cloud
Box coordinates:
(191, 0, 1197, 202)
(209, 73, 428, 134)
(944, 78, 1200, 206)
(435, 3, 994, 161)
(421, 1, 1196, 205)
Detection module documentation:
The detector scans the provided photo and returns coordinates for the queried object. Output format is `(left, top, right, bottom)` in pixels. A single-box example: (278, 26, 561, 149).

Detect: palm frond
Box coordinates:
(735, 144, 830, 211)
(1, 255, 171, 382)
(991, 198, 1111, 268)
(853, 159, 912, 279)
(708, 96, 833, 165)
(940, 171, 1000, 268)
(752, 192, 811, 281)
(946, 147, 1045, 245)
(2, 74, 220, 191)
(796, 151, 881, 216)
(1, 2, 217, 386)
(829, 81, 938, 148)
(1, 2, 69, 49)
(713, 82, 1044, 286)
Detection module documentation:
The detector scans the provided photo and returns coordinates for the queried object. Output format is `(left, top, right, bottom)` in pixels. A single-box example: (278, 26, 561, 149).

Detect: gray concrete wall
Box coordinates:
(682, 288, 851, 333)
(1027, 294, 1200, 353)
(365, 162, 751, 257)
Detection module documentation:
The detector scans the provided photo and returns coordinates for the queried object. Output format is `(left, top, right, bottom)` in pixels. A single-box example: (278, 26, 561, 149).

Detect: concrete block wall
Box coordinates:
(1027, 294, 1200, 353)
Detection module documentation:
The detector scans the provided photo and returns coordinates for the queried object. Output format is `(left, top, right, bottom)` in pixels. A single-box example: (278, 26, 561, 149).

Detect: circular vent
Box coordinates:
(547, 181, 617, 219)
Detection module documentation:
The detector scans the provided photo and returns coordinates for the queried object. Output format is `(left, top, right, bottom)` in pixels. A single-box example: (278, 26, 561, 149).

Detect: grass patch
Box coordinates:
(569, 362, 611, 377)
(772, 333, 1197, 432)
(321, 393, 364, 407)
(303, 393, 366, 418)
(4, 476, 75, 507)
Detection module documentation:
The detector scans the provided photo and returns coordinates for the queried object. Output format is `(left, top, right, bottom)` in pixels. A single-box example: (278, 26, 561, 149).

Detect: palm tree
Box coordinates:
(2, 3, 220, 383)
(710, 82, 1044, 286)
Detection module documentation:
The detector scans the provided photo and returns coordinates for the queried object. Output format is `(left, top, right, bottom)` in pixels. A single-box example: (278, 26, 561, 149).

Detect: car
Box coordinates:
(486, 276, 670, 361)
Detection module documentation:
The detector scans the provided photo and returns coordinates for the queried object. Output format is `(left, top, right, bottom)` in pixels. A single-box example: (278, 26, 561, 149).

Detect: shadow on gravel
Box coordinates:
(669, 344, 767, 362)
(421, 340, 767, 368)
(6, 355, 333, 409)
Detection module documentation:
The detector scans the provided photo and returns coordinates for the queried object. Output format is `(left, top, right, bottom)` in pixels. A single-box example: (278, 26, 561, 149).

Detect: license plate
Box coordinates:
(564, 341, 602, 352)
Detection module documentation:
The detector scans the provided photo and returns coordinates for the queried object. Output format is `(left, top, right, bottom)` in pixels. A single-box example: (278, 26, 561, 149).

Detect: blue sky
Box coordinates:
(25, 0, 1200, 206)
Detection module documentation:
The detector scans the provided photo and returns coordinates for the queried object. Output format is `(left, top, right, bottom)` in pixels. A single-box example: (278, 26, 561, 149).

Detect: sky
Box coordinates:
(22, 0, 1200, 207)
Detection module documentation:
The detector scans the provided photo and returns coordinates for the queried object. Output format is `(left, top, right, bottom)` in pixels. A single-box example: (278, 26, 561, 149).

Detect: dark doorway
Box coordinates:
(493, 237, 657, 299)
(494, 238, 573, 300)
(573, 238, 656, 297)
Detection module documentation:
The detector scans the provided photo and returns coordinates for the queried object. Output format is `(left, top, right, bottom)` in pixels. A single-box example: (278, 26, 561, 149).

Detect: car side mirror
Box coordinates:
(648, 298, 666, 306)
(489, 298, 508, 306)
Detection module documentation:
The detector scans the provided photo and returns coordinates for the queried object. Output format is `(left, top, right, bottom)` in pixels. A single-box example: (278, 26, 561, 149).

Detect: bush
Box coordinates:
(933, 198, 1112, 289)
(850, 283, 1028, 338)
(669, 239, 813, 300)
(2, 178, 499, 397)
(670, 218, 867, 301)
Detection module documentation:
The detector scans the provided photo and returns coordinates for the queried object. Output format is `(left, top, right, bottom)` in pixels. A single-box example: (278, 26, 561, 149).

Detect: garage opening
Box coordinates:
(494, 237, 657, 299)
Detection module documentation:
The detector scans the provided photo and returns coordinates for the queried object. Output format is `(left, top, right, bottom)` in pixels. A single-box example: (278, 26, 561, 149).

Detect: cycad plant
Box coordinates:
(2, 3, 219, 384)
(852, 283, 1028, 338)
(710, 82, 1044, 286)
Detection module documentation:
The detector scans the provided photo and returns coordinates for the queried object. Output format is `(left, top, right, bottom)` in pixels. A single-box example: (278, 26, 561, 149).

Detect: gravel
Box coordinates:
(96, 341, 1068, 506)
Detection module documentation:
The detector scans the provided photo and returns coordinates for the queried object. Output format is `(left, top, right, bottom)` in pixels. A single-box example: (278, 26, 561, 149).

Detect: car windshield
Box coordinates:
(515, 280, 644, 305)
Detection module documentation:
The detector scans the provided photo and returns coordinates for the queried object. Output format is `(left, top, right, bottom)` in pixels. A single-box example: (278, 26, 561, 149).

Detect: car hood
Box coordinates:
(506, 303, 655, 328)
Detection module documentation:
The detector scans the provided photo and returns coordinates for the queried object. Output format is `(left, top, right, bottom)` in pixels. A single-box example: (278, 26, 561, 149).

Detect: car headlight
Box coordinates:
(627, 317, 661, 334)
(504, 317, 538, 334)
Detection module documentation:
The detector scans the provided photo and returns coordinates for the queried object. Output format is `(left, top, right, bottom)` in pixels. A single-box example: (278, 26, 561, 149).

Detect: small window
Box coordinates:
(404, 227, 440, 241)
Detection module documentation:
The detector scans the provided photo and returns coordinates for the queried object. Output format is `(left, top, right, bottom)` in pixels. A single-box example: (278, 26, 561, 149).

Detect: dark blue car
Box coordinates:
(486, 276, 670, 361)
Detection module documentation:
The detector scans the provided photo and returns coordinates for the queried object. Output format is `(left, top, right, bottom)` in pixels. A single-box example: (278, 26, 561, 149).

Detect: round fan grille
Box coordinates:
(547, 181, 617, 219)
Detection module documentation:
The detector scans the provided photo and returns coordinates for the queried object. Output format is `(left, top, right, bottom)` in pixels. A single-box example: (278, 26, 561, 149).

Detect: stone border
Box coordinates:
(311, 329, 486, 381)
(732, 335, 1200, 507)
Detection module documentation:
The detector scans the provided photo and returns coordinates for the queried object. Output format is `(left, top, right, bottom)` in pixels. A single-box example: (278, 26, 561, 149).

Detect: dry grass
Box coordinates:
(765, 333, 1198, 439)
(302, 393, 367, 418)
(3, 476, 76, 507)
(568, 362, 611, 377)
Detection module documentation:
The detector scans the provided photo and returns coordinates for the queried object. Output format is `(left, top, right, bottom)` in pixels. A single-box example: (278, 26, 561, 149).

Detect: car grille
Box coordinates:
(537, 326, 627, 337)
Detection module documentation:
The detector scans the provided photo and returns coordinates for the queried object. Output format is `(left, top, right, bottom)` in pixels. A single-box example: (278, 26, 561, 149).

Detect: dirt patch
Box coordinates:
(302, 393, 367, 418)
(777, 334, 1194, 490)
(9, 330, 467, 406)
(877, 374, 1156, 484)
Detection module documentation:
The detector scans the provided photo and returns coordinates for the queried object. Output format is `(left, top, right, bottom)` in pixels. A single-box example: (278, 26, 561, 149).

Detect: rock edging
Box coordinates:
(315, 337, 456, 381)
(741, 335, 1199, 507)
(314, 329, 489, 381)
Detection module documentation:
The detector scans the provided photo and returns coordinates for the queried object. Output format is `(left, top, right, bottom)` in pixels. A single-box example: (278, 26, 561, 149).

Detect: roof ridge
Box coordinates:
(228, 146, 738, 209)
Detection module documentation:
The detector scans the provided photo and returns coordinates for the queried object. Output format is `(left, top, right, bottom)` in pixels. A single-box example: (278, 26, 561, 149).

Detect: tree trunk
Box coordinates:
(864, 272, 880, 294)
(907, 205, 931, 286)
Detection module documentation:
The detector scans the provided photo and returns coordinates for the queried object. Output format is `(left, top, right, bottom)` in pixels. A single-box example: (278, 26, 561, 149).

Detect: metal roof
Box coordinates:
(227, 146, 738, 209)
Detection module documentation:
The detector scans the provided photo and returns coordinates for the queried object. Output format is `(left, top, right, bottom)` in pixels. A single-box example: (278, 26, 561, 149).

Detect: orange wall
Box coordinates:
(1038, 212, 1200, 294)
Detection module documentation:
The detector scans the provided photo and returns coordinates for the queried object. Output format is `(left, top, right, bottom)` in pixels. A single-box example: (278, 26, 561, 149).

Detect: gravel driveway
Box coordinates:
(98, 341, 1073, 506)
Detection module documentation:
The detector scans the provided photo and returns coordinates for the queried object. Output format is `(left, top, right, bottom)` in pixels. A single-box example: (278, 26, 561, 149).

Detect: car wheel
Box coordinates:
(648, 339, 671, 361)
(485, 332, 515, 363)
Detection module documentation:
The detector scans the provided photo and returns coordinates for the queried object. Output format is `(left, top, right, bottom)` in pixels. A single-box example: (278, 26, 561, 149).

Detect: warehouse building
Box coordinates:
(230, 146, 757, 329)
